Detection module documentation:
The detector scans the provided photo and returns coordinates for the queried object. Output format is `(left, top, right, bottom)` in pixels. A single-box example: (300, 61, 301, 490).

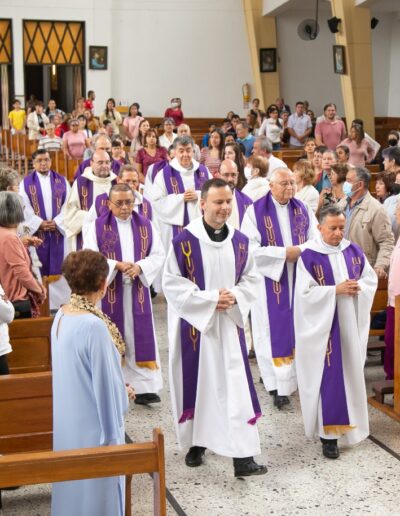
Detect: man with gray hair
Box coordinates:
(343, 166, 394, 278)
(252, 136, 287, 178)
(75, 134, 120, 178)
(241, 168, 318, 409)
(294, 205, 377, 459)
(151, 135, 212, 253)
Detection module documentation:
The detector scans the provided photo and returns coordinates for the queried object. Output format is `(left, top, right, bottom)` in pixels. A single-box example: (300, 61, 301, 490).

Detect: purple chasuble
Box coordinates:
(96, 210, 158, 369)
(253, 191, 310, 366)
(74, 157, 121, 180)
(301, 243, 365, 434)
(172, 227, 261, 425)
(24, 170, 67, 276)
(235, 189, 252, 226)
(163, 163, 209, 237)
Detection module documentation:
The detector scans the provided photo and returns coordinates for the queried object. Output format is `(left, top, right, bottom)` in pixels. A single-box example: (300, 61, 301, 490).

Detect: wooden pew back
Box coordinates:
(369, 277, 388, 338)
(0, 371, 167, 515)
(8, 317, 53, 374)
(0, 372, 52, 454)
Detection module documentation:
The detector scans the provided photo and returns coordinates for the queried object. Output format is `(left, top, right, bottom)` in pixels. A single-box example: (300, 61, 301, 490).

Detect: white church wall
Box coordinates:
(276, 9, 345, 118)
(0, 0, 254, 118)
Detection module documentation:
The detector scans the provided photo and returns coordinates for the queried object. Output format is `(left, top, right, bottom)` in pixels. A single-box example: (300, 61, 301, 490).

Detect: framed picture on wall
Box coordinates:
(89, 46, 108, 70)
(260, 48, 277, 73)
(333, 45, 345, 74)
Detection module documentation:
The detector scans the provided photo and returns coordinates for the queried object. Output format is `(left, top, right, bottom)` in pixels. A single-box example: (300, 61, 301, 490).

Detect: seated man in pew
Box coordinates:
(52, 250, 134, 516)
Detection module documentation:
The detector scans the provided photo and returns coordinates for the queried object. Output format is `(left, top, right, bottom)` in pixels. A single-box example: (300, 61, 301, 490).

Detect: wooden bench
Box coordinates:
(8, 317, 53, 374)
(0, 372, 166, 515)
(369, 295, 400, 422)
(367, 278, 388, 364)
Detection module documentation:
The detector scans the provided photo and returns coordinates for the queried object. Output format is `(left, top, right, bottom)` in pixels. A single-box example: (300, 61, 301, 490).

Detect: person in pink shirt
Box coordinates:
(62, 119, 87, 159)
(339, 124, 375, 167)
(315, 103, 347, 150)
(122, 102, 144, 143)
(164, 97, 184, 127)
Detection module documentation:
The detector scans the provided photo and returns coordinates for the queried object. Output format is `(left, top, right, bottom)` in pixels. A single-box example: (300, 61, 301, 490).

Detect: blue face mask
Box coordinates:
(343, 181, 354, 197)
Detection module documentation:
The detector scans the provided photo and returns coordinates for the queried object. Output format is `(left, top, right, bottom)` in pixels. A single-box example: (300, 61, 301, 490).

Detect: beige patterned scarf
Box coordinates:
(69, 293, 125, 356)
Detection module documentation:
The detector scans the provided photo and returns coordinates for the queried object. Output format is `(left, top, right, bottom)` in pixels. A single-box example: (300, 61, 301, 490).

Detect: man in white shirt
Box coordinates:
(252, 136, 287, 179)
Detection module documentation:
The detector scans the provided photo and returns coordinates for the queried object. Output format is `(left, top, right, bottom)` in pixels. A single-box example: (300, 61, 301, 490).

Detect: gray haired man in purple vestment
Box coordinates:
(294, 205, 377, 459)
(241, 168, 318, 409)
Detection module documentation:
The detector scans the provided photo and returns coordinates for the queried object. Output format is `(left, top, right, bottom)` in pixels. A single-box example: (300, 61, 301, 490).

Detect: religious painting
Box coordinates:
(333, 45, 345, 74)
(89, 46, 107, 70)
(260, 48, 277, 73)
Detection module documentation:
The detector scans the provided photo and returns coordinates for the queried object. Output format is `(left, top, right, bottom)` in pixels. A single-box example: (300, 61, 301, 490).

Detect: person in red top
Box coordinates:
(136, 129, 168, 182)
(164, 97, 184, 127)
(84, 90, 96, 113)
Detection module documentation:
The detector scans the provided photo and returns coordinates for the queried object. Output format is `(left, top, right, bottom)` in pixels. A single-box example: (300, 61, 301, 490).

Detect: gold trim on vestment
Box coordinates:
(323, 425, 356, 435)
(136, 360, 159, 370)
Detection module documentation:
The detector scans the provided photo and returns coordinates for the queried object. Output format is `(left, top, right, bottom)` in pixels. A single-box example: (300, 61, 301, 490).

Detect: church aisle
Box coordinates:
(1, 296, 400, 516)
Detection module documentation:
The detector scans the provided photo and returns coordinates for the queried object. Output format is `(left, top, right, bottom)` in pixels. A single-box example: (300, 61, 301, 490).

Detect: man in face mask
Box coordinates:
(343, 166, 394, 279)
(382, 132, 400, 164)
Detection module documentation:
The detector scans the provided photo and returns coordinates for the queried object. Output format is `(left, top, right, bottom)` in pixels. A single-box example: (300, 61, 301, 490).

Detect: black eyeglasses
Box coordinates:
(109, 200, 135, 208)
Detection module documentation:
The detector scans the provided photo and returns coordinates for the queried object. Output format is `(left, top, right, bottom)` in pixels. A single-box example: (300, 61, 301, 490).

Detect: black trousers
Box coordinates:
(0, 354, 9, 375)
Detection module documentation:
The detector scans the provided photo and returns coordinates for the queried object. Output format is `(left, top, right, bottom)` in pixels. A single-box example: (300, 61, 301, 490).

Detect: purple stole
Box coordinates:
(235, 189, 252, 226)
(151, 160, 168, 183)
(76, 176, 116, 249)
(96, 210, 157, 369)
(301, 243, 365, 434)
(254, 191, 310, 367)
(163, 163, 209, 237)
(172, 227, 261, 425)
(24, 170, 66, 276)
(74, 158, 121, 180)
(95, 192, 153, 221)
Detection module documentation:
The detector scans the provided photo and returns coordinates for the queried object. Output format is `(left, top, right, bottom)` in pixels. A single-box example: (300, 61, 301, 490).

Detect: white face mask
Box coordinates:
(171, 102, 179, 108)
(244, 166, 253, 180)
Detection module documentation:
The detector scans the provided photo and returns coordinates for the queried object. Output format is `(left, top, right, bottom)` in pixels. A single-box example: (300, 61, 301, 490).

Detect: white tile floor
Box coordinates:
(2, 295, 400, 516)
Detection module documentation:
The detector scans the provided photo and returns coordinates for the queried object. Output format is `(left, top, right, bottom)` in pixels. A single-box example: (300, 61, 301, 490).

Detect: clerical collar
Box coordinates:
(202, 218, 229, 242)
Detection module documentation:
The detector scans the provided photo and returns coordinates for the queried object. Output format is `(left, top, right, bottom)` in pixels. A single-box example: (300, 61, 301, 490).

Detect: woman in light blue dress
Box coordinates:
(51, 249, 131, 516)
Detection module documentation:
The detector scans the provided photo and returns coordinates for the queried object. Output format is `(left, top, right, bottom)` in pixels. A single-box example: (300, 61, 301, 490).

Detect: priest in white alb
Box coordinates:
(163, 178, 267, 478)
(241, 168, 318, 409)
(84, 183, 165, 404)
(20, 148, 71, 309)
(150, 135, 211, 254)
(294, 205, 377, 459)
(64, 149, 116, 251)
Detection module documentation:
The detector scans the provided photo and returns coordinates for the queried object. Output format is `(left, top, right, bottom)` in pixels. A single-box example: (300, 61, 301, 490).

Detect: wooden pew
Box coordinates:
(8, 317, 53, 374)
(0, 372, 167, 515)
(367, 278, 388, 364)
(369, 295, 400, 423)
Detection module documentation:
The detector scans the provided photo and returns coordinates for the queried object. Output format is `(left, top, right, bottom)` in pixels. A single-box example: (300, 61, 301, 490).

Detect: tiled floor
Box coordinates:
(2, 296, 400, 516)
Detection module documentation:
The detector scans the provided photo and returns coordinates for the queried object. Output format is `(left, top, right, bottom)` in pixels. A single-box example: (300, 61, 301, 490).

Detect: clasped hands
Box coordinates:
(336, 279, 360, 297)
(216, 288, 236, 312)
(39, 220, 57, 231)
(116, 261, 142, 279)
(183, 189, 198, 202)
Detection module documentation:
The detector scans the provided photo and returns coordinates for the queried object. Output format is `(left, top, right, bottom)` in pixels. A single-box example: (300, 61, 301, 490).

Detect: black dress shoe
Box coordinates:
(150, 285, 157, 299)
(273, 393, 290, 409)
(134, 393, 161, 405)
(233, 457, 268, 477)
(320, 438, 340, 459)
(185, 446, 206, 467)
(248, 349, 256, 359)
